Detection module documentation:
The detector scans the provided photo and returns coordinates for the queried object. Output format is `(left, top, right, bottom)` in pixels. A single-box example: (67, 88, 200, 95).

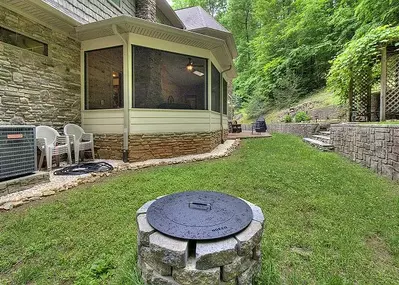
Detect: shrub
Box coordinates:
(295, 111, 311, 122)
(283, 115, 292, 123)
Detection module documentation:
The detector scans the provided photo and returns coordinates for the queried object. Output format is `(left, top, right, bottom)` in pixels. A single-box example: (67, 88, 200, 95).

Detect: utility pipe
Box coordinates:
(220, 65, 232, 143)
(112, 24, 130, 162)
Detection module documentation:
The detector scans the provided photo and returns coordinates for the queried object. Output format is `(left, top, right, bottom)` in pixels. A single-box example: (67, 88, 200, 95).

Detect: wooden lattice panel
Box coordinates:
(351, 70, 371, 121)
(386, 51, 399, 118)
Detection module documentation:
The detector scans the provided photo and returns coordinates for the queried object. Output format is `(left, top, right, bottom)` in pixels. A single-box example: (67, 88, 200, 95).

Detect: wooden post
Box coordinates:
(367, 68, 372, 122)
(380, 46, 387, 121)
(348, 78, 353, 122)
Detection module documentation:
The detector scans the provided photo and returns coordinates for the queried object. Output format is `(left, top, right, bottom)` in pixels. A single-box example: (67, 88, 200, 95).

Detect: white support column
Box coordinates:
(208, 59, 212, 131)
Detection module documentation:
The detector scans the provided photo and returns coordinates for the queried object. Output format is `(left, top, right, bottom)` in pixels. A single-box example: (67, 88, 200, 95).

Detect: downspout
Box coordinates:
(112, 24, 129, 162)
(220, 65, 232, 143)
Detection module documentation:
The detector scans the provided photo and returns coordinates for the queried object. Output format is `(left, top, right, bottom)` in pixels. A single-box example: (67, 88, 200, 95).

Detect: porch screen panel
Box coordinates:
(85, 46, 123, 110)
(223, 79, 228, 115)
(133, 46, 207, 110)
(211, 64, 221, 112)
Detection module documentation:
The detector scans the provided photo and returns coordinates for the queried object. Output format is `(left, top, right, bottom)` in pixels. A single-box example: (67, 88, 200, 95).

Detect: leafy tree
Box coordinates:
(171, 0, 399, 119)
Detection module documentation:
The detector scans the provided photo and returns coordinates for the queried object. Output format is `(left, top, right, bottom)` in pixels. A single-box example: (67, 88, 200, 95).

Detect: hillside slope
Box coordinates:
(238, 89, 347, 123)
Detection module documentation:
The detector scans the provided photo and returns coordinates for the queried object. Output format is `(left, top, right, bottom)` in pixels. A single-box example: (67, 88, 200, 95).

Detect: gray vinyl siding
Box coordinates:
(42, 0, 136, 24)
(156, 7, 173, 26)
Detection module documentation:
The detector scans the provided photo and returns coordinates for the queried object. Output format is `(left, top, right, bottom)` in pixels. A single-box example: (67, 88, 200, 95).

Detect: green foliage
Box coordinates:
(294, 111, 311, 122)
(172, 0, 399, 116)
(327, 25, 399, 101)
(283, 114, 292, 123)
(75, 254, 115, 284)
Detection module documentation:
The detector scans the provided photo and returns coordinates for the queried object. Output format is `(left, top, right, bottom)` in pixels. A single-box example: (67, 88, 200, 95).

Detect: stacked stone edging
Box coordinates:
(0, 140, 240, 210)
(331, 124, 399, 180)
(0, 172, 49, 198)
(136, 197, 265, 285)
(268, 123, 320, 138)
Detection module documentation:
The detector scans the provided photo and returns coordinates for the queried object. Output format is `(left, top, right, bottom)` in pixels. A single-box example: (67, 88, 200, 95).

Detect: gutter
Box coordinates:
(112, 24, 129, 162)
(220, 65, 232, 143)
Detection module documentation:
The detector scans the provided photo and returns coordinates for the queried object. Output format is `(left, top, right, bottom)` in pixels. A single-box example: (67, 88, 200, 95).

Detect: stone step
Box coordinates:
(312, 135, 331, 144)
(303, 138, 334, 151)
(320, 131, 330, 135)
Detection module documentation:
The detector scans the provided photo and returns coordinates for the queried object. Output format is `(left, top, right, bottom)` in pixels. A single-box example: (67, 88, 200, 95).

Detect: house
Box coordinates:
(0, 0, 237, 162)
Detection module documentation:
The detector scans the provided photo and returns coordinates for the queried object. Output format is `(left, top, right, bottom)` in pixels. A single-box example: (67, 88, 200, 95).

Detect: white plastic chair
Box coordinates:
(36, 126, 72, 171)
(64, 124, 95, 163)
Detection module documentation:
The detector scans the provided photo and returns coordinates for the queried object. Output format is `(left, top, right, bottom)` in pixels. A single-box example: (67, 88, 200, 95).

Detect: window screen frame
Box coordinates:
(223, 78, 228, 115)
(108, 0, 122, 8)
(132, 44, 208, 110)
(84, 45, 124, 110)
(211, 63, 221, 113)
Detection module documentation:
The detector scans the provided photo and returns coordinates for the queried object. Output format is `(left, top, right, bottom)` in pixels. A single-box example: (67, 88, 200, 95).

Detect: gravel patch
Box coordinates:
(0, 140, 239, 210)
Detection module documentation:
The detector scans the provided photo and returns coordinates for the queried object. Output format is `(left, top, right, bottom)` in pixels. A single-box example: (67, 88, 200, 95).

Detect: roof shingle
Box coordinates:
(175, 6, 230, 33)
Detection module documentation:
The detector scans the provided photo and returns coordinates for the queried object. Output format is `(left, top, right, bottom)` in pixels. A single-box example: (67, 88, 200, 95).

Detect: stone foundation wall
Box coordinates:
(268, 123, 320, 137)
(94, 131, 224, 161)
(129, 131, 223, 162)
(331, 124, 399, 180)
(0, 7, 81, 128)
(94, 134, 124, 160)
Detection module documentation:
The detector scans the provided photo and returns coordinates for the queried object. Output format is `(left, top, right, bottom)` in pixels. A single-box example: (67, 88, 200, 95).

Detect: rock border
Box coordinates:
(0, 140, 240, 211)
(136, 196, 265, 285)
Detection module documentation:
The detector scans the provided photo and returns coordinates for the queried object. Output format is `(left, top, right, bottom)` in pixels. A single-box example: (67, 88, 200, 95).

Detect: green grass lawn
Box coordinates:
(1, 134, 398, 284)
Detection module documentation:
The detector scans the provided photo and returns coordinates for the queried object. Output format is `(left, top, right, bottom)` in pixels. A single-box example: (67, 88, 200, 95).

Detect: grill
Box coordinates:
(0, 125, 36, 181)
(254, 117, 267, 133)
(147, 191, 253, 240)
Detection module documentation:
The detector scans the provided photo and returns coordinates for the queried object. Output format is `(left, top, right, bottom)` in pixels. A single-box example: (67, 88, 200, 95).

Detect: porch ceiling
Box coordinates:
(75, 16, 237, 78)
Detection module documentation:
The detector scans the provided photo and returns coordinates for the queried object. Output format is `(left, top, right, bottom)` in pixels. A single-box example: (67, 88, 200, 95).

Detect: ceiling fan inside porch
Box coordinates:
(186, 57, 205, 77)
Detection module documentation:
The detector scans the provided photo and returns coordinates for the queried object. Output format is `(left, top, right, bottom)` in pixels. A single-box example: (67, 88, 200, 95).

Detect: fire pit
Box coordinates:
(136, 191, 265, 285)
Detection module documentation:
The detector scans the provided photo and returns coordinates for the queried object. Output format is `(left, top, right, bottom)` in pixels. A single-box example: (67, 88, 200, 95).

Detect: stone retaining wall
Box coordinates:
(268, 123, 320, 137)
(94, 131, 226, 162)
(331, 124, 399, 180)
(0, 7, 81, 128)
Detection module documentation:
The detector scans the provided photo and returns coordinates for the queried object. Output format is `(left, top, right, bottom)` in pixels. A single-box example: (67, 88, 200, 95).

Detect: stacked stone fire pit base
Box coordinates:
(136, 197, 265, 285)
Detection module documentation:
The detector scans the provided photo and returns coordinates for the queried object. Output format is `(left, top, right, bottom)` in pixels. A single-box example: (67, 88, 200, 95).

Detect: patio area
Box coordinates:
(0, 140, 239, 210)
(1, 134, 398, 284)
(227, 131, 272, 140)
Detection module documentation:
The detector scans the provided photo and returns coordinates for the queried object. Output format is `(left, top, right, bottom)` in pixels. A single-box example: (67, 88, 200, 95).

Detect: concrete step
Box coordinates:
(320, 131, 331, 135)
(312, 135, 331, 144)
(303, 138, 334, 151)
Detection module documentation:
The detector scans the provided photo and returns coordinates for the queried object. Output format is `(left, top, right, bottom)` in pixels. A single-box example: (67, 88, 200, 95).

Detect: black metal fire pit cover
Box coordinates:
(146, 191, 253, 240)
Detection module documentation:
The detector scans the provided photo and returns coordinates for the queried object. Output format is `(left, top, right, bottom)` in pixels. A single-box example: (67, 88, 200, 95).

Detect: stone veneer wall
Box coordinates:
(94, 131, 226, 161)
(268, 123, 320, 137)
(331, 124, 399, 180)
(0, 7, 81, 128)
(136, 0, 157, 22)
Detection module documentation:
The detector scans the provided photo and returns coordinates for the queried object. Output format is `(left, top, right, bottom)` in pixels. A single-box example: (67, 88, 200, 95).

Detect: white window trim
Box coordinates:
(107, 0, 123, 12)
